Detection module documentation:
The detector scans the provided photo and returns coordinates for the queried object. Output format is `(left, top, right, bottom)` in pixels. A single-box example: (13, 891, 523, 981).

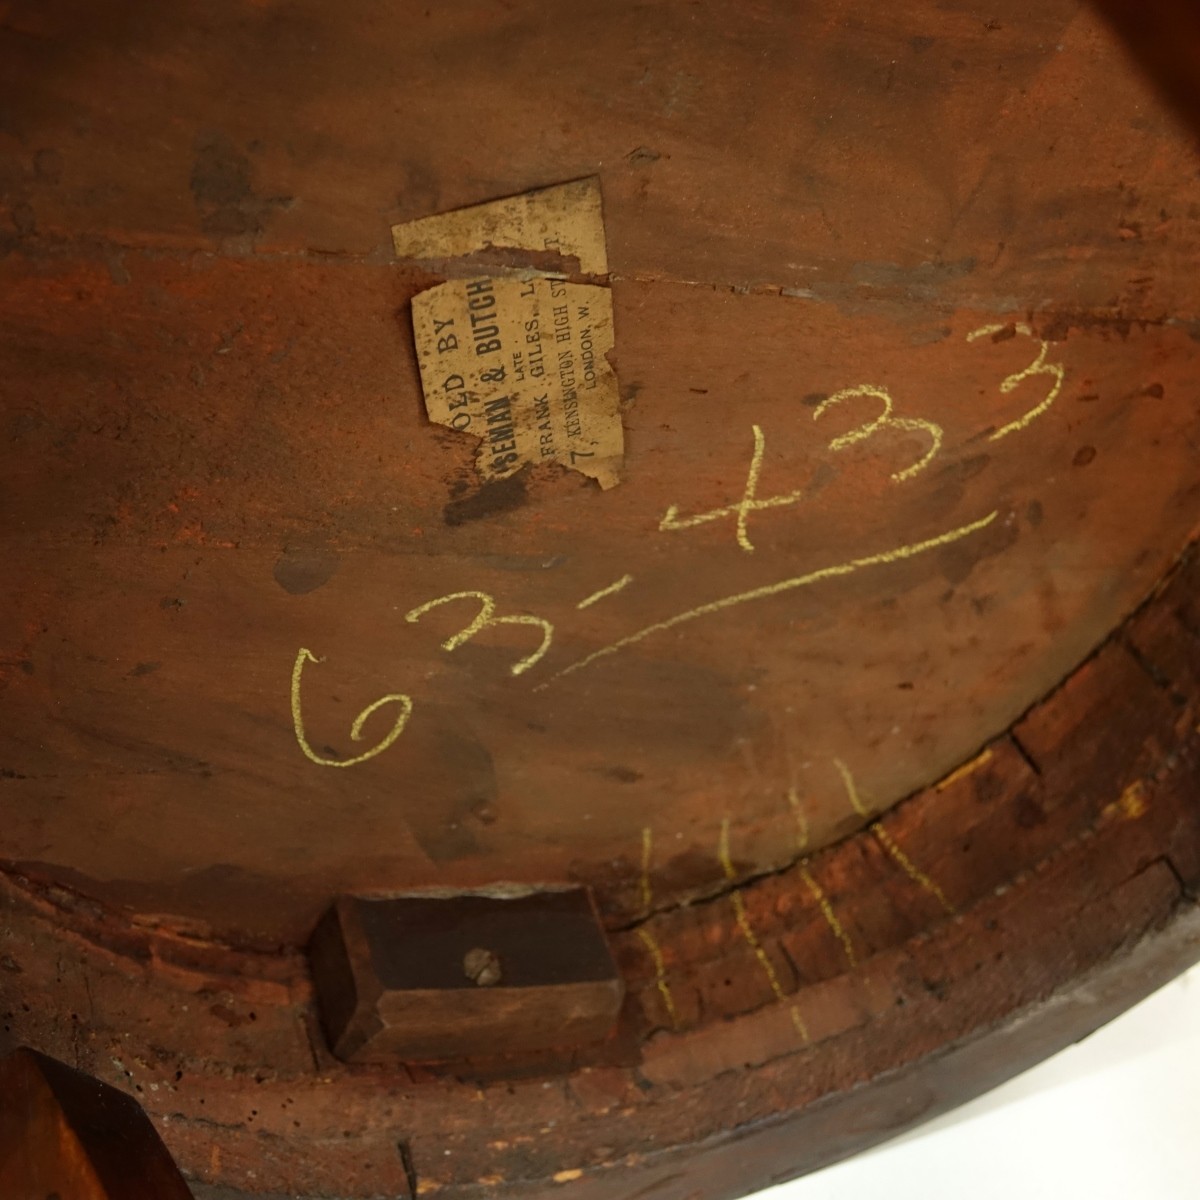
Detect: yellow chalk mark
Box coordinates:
(936, 747, 995, 792)
(787, 1006, 809, 1039)
(800, 865, 858, 969)
(577, 574, 634, 609)
(814, 385, 943, 482)
(548, 510, 998, 684)
(406, 590, 553, 676)
(291, 648, 413, 768)
(871, 824, 957, 916)
(719, 818, 809, 1042)
(637, 928, 679, 1028)
(967, 322, 1064, 441)
(833, 756, 870, 819)
(637, 827, 679, 1028)
(787, 786, 855, 964)
(553, 1170, 584, 1184)
(1104, 780, 1149, 823)
(833, 758, 956, 916)
(787, 786, 810, 854)
(659, 424, 804, 553)
(640, 826, 654, 910)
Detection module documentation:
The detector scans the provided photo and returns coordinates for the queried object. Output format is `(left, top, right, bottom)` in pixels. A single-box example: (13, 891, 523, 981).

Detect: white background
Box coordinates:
(764, 964, 1200, 1200)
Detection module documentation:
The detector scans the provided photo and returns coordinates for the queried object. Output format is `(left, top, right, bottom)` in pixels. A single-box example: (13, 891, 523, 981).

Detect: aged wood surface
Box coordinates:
(2, 0, 1199, 944)
(1, 550, 1197, 1198)
(0, 1047, 194, 1199)
(1, 0, 1199, 1196)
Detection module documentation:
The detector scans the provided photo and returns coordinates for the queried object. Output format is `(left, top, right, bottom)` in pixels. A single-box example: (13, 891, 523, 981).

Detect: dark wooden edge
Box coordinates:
(1090, 0, 1200, 139)
(1, 546, 1197, 1199)
(307, 899, 377, 1063)
(0, 1046, 195, 1198)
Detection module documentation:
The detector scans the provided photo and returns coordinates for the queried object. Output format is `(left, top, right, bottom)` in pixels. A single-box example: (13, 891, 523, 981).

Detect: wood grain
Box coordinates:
(1, 1, 1199, 1195)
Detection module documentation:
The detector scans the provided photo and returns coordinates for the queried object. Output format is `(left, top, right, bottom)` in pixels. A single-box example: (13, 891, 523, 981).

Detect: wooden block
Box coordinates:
(308, 888, 624, 1063)
(0, 1046, 192, 1199)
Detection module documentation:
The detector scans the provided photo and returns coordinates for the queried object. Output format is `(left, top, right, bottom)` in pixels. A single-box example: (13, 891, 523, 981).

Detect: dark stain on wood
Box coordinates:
(273, 543, 340, 595)
(189, 131, 291, 237)
(442, 473, 528, 526)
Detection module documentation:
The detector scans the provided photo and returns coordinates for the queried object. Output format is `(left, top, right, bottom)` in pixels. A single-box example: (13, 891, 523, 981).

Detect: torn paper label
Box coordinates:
(412, 275, 623, 489)
(392, 178, 608, 276)
(403, 179, 624, 488)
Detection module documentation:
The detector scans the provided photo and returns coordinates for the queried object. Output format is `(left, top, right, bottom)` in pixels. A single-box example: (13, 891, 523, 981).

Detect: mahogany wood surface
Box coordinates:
(0, 1, 1198, 1197)
(2, 0, 1200, 944)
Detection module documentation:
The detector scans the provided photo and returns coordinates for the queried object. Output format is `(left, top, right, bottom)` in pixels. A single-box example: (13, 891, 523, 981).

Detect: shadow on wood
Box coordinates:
(1092, 0, 1200, 136)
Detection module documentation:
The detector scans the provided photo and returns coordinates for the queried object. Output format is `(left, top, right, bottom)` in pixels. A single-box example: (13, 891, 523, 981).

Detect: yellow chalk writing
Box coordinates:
(545, 510, 998, 684)
(637, 929, 678, 1028)
(800, 865, 858, 968)
(872, 824, 957, 915)
(637, 827, 678, 1028)
(936, 746, 995, 791)
(833, 757, 956, 916)
(787, 786, 809, 854)
(967, 323, 1064, 441)
(786, 785, 857, 968)
(659, 424, 805, 553)
(406, 590, 553, 676)
(834, 757, 869, 821)
(640, 825, 655, 911)
(813, 385, 943, 482)
(787, 1003, 809, 1040)
(290, 648, 413, 768)
(577, 574, 634, 609)
(720, 818, 809, 1042)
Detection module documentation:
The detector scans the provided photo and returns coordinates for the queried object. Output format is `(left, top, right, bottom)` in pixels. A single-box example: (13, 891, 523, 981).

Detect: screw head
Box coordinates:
(463, 946, 502, 987)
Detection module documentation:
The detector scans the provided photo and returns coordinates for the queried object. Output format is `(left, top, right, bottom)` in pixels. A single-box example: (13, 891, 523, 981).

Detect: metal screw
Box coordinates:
(463, 947, 502, 987)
